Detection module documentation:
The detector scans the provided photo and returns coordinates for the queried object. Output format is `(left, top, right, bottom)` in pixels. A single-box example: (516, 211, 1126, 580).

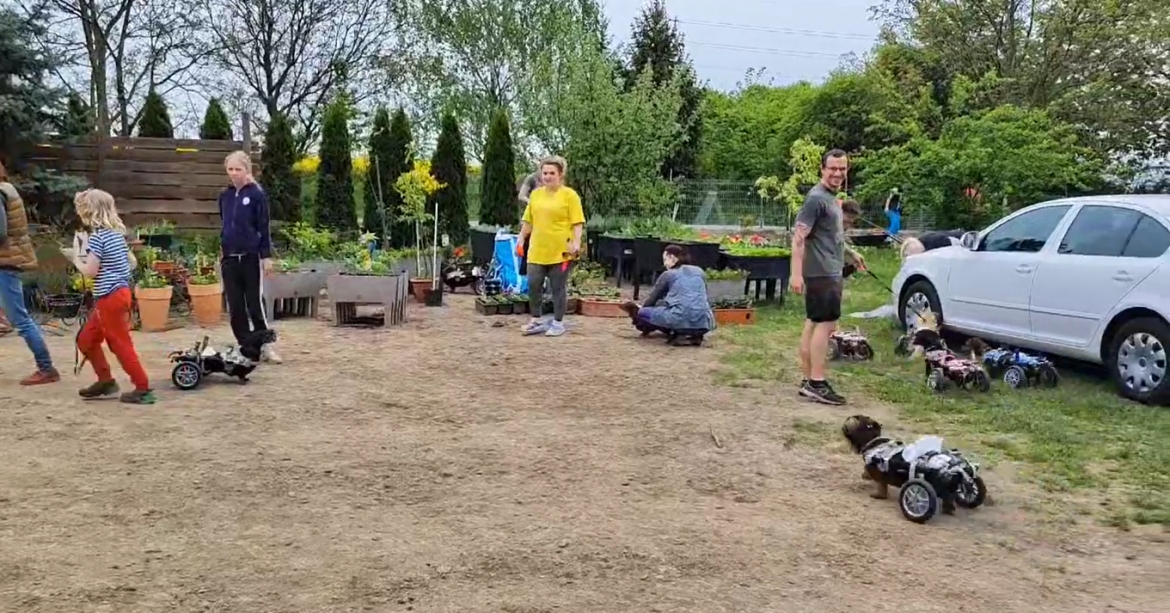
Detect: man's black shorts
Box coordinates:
(804, 276, 843, 323)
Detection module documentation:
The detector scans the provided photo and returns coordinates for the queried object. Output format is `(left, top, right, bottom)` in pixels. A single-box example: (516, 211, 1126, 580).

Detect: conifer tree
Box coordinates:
(263, 112, 299, 222)
(478, 108, 518, 227)
(59, 93, 94, 139)
(626, 0, 702, 179)
(429, 112, 469, 245)
(315, 97, 357, 231)
(137, 90, 174, 138)
(199, 98, 233, 140)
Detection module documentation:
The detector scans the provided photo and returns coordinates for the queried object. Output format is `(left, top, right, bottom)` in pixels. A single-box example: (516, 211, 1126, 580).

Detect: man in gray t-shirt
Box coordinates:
(790, 149, 863, 406)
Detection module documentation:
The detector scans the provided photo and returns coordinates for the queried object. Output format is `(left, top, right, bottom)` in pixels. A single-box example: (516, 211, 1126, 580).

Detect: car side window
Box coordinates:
(1121, 214, 1170, 258)
(1057, 205, 1141, 256)
(980, 205, 1071, 253)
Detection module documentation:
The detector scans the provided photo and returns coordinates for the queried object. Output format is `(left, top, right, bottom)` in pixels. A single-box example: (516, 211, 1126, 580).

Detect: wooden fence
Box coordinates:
(24, 135, 260, 230)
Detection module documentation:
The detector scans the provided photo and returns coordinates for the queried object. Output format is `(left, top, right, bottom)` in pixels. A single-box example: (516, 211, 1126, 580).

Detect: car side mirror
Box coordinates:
(960, 231, 979, 250)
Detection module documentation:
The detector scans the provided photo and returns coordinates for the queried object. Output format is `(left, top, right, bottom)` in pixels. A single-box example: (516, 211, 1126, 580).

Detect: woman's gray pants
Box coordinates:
(527, 262, 571, 321)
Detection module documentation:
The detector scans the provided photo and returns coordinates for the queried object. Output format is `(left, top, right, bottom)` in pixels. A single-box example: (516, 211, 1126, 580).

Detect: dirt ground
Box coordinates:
(2, 294, 1167, 613)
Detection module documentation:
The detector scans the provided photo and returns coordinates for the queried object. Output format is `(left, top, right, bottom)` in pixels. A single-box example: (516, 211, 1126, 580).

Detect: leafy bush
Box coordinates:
(199, 98, 233, 140)
(138, 91, 174, 138)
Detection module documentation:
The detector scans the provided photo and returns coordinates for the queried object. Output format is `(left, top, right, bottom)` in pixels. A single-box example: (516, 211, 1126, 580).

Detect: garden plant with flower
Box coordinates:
(394, 158, 446, 274)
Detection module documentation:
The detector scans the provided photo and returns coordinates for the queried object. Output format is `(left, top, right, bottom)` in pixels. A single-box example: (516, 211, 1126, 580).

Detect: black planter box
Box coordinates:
(469, 228, 497, 264)
(680, 240, 722, 270)
(596, 235, 632, 260)
(633, 237, 667, 276)
(586, 229, 602, 262)
(475, 300, 499, 315)
(720, 253, 792, 281)
(143, 234, 174, 251)
(848, 230, 890, 248)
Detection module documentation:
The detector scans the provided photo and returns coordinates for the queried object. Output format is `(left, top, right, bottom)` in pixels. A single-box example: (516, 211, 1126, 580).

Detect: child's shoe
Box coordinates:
(79, 379, 119, 398)
(119, 389, 157, 405)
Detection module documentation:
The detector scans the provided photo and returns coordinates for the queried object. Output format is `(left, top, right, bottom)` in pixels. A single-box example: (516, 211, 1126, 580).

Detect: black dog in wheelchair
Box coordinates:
(169, 329, 276, 390)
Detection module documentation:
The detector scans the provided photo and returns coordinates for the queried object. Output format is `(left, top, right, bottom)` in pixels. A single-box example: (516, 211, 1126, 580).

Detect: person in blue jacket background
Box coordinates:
(219, 151, 281, 363)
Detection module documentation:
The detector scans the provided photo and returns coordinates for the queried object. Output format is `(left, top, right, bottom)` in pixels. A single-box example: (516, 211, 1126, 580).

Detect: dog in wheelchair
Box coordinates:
(169, 329, 277, 390)
(842, 414, 988, 524)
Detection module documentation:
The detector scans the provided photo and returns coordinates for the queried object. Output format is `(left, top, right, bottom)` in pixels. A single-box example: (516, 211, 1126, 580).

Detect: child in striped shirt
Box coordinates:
(70, 189, 154, 404)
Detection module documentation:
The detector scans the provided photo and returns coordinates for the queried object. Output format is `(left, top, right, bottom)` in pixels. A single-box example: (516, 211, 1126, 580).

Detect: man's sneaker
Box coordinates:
(544, 320, 567, 337)
(262, 345, 283, 364)
(20, 368, 60, 386)
(521, 318, 549, 336)
(800, 379, 846, 405)
(79, 380, 120, 399)
(120, 389, 157, 405)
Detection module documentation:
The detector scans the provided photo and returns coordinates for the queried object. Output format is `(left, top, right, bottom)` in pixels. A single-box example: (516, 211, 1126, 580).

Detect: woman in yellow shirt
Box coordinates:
(516, 156, 585, 336)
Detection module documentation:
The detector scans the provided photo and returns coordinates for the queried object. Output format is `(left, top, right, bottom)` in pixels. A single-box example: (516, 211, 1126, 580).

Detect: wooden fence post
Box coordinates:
(94, 132, 106, 189)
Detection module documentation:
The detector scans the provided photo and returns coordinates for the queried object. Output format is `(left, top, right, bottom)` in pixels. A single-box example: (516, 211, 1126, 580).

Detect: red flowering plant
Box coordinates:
(720, 232, 791, 257)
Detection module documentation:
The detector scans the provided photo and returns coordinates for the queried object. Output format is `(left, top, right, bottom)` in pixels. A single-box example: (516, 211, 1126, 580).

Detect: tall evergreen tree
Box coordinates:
(137, 90, 174, 138)
(1, 7, 59, 162)
(429, 112, 469, 245)
(59, 93, 94, 139)
(262, 112, 299, 222)
(365, 108, 397, 241)
(315, 97, 357, 231)
(200, 98, 233, 140)
(385, 109, 415, 248)
(479, 108, 518, 227)
(625, 0, 702, 179)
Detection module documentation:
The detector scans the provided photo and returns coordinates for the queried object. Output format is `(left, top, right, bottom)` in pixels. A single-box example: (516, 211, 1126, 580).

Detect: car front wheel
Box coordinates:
(899, 280, 942, 331)
(1108, 317, 1170, 406)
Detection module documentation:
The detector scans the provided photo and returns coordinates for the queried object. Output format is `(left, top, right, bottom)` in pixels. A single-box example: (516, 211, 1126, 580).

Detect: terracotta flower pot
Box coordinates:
(135, 285, 173, 332)
(152, 261, 175, 276)
(409, 278, 431, 302)
(187, 282, 223, 326)
(714, 308, 756, 326)
(579, 298, 626, 318)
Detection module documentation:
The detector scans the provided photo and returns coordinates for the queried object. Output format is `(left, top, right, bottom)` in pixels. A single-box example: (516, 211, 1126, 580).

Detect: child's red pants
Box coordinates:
(77, 287, 150, 390)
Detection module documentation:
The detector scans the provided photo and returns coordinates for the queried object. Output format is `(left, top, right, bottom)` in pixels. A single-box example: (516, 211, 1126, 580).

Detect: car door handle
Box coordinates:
(1114, 272, 1133, 282)
(1016, 264, 1033, 273)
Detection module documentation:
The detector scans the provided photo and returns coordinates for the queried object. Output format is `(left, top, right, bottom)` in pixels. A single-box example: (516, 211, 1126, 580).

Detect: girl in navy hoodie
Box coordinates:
(219, 151, 281, 363)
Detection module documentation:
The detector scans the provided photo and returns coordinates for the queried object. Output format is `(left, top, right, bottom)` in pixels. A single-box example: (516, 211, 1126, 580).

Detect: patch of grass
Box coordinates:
(719, 246, 1170, 527)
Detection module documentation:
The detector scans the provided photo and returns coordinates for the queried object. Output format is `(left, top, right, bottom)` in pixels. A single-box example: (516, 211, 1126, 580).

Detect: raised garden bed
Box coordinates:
(575, 285, 625, 318)
(263, 268, 328, 319)
(705, 269, 749, 300)
(712, 297, 756, 326)
(326, 272, 409, 327)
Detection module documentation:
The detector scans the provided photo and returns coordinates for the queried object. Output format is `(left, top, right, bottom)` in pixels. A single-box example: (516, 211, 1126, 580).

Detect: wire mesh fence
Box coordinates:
(465, 177, 941, 233)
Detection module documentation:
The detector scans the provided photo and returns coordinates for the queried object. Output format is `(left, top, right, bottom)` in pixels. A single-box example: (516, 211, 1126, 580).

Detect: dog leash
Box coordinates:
(74, 292, 94, 375)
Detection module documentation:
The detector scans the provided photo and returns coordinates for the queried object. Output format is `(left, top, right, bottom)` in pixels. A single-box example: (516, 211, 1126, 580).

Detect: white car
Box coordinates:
(892, 195, 1170, 405)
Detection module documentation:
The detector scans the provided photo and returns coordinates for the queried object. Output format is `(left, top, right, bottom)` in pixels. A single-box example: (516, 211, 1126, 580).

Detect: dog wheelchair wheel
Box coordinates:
(955, 476, 987, 509)
(971, 370, 991, 392)
(1003, 365, 1028, 389)
(899, 478, 939, 523)
(1039, 364, 1059, 388)
(827, 338, 841, 361)
(855, 342, 874, 361)
(171, 361, 202, 390)
(927, 368, 948, 392)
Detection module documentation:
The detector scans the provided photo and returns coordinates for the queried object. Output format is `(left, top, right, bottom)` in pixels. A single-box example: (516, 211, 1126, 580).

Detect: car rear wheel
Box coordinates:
(899, 280, 942, 331)
(1108, 317, 1170, 406)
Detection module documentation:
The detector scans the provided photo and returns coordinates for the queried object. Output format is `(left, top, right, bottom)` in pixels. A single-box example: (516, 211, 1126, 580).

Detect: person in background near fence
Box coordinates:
(789, 149, 866, 406)
(884, 188, 902, 239)
(517, 166, 542, 205)
(516, 156, 584, 337)
(0, 161, 59, 384)
(619, 244, 715, 346)
(219, 151, 281, 363)
(71, 189, 154, 403)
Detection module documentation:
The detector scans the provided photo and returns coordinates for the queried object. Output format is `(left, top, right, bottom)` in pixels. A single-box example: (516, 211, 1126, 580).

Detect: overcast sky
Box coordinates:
(603, 0, 882, 90)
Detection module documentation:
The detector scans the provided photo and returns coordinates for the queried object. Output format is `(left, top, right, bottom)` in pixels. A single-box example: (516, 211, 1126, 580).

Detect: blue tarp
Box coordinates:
(493, 233, 528, 294)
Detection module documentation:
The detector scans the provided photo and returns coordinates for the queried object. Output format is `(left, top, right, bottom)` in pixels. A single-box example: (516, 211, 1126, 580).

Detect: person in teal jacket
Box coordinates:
(621, 244, 716, 346)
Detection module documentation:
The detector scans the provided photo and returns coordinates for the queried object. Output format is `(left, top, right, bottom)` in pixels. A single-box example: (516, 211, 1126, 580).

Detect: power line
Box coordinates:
(689, 41, 846, 59)
(677, 19, 876, 41)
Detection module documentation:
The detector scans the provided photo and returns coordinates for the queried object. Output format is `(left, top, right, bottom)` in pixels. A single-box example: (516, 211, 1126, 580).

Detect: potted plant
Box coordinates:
(720, 234, 792, 281)
(186, 253, 223, 326)
(705, 268, 748, 300)
(475, 295, 500, 315)
(325, 234, 412, 326)
(495, 294, 514, 315)
(711, 296, 756, 326)
(137, 220, 176, 251)
(135, 269, 173, 332)
(395, 158, 445, 302)
(511, 293, 529, 315)
(576, 284, 625, 317)
(281, 222, 343, 274)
